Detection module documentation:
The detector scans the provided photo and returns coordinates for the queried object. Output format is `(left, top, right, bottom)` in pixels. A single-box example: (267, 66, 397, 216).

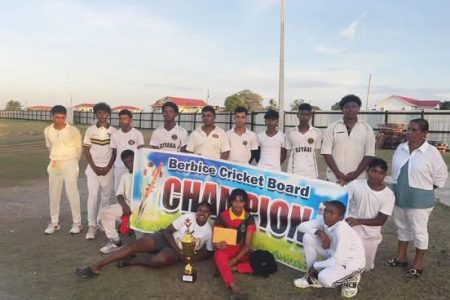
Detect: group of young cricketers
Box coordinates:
(41, 94, 447, 299)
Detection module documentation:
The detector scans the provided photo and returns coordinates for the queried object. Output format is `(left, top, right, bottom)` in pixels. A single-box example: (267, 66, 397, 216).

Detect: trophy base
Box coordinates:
(181, 271, 197, 283)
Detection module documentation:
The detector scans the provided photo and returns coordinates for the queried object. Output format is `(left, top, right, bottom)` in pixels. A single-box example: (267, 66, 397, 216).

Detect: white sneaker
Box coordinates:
(44, 223, 61, 235)
(85, 226, 97, 240)
(341, 273, 361, 298)
(293, 275, 323, 289)
(100, 240, 122, 254)
(69, 223, 82, 234)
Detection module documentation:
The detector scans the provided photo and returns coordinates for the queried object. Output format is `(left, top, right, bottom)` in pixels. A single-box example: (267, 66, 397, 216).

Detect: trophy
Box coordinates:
(178, 218, 200, 283)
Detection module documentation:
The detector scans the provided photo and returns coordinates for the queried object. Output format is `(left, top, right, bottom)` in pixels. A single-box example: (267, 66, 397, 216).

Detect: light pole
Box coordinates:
(278, 0, 285, 129)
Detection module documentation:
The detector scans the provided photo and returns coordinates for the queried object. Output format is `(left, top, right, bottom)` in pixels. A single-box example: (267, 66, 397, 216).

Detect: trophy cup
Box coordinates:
(178, 218, 200, 283)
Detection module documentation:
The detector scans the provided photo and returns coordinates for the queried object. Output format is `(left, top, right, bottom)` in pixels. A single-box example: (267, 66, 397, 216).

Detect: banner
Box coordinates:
(130, 149, 348, 270)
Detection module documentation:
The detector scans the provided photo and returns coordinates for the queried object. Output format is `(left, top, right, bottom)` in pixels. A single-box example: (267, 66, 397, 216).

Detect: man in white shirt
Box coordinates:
(43, 105, 83, 235)
(186, 105, 230, 160)
(110, 109, 144, 191)
(256, 110, 287, 172)
(285, 103, 322, 179)
(321, 95, 375, 185)
(83, 102, 117, 240)
(76, 202, 214, 278)
(227, 106, 258, 165)
(294, 201, 365, 299)
(149, 101, 188, 152)
(345, 158, 395, 271)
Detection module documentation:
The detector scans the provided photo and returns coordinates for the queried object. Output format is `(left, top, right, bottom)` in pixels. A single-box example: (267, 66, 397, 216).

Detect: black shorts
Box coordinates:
(152, 230, 171, 252)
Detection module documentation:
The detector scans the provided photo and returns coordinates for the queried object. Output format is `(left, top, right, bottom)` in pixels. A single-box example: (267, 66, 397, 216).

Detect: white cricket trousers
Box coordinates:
(47, 159, 81, 224)
(394, 206, 433, 250)
(303, 233, 363, 287)
(352, 225, 382, 271)
(85, 165, 114, 226)
(114, 166, 128, 192)
(100, 202, 128, 241)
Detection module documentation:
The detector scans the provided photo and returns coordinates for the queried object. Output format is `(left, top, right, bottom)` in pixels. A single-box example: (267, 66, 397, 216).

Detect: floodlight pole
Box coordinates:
(278, 0, 285, 130)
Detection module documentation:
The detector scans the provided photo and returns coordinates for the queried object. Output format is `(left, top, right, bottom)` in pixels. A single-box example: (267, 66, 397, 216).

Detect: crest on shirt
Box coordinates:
(307, 138, 314, 144)
(212, 134, 219, 138)
(243, 140, 248, 146)
(171, 134, 178, 141)
(240, 224, 247, 232)
(128, 139, 136, 145)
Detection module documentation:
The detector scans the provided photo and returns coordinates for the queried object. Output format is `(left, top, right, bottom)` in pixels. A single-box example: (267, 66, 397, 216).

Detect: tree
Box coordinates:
(5, 100, 22, 111)
(440, 101, 450, 110)
(290, 99, 305, 111)
(291, 99, 322, 111)
(266, 98, 278, 110)
(331, 101, 341, 110)
(224, 90, 264, 112)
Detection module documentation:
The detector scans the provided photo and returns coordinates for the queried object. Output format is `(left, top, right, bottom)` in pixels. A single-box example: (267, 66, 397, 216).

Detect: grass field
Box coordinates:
(0, 119, 449, 300)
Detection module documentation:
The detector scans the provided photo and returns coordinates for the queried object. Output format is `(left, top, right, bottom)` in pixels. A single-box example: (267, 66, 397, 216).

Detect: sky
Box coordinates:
(1, 0, 450, 110)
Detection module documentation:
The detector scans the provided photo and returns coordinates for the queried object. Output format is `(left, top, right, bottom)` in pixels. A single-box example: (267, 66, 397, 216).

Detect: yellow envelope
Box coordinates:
(213, 227, 237, 246)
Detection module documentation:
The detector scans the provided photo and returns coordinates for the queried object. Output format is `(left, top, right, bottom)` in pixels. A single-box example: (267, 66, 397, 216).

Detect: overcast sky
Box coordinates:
(1, 0, 449, 110)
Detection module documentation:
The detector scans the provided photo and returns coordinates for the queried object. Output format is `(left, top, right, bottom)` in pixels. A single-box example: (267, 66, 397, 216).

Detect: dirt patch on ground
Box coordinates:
(0, 177, 449, 300)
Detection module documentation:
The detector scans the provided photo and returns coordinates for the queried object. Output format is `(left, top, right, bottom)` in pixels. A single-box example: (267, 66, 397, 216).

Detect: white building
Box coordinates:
(375, 95, 440, 111)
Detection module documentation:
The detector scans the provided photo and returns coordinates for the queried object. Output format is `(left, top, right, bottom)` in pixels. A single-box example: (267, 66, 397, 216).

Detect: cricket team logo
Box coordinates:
(243, 140, 248, 146)
(171, 134, 178, 141)
(128, 139, 136, 145)
(307, 138, 314, 144)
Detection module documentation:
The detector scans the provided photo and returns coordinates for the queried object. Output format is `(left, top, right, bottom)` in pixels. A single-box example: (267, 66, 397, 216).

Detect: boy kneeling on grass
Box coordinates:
(293, 201, 365, 298)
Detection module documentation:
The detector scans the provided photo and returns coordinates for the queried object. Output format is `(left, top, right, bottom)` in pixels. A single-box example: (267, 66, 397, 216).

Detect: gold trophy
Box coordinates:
(178, 218, 200, 283)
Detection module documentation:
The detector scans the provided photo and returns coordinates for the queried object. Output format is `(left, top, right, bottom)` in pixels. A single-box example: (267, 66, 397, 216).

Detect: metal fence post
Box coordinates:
(193, 111, 197, 130)
(150, 111, 154, 129)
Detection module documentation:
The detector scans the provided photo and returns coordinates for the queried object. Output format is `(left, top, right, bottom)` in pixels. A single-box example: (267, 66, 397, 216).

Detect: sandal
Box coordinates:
(385, 258, 408, 267)
(75, 266, 99, 279)
(406, 268, 423, 278)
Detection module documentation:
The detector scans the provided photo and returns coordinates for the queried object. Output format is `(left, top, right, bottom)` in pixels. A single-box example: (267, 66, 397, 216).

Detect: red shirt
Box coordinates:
(215, 209, 256, 245)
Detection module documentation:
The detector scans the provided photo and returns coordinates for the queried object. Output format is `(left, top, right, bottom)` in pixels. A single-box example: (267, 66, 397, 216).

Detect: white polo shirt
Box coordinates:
(392, 142, 448, 190)
(172, 213, 213, 251)
(150, 124, 188, 152)
(347, 179, 395, 236)
(257, 131, 285, 172)
(321, 119, 375, 181)
(285, 126, 322, 178)
(110, 128, 144, 168)
(116, 172, 133, 200)
(186, 126, 231, 160)
(83, 124, 117, 167)
(226, 128, 258, 165)
(44, 124, 82, 161)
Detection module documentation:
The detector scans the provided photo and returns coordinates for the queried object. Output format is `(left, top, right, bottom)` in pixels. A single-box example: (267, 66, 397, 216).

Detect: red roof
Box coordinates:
(154, 96, 208, 107)
(394, 95, 440, 107)
(74, 103, 95, 108)
(112, 105, 142, 111)
(27, 105, 52, 111)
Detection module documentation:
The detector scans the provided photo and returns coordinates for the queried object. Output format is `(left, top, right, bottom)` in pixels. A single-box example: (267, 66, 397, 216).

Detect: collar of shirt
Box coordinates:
(229, 208, 245, 220)
(399, 141, 429, 153)
(96, 122, 110, 129)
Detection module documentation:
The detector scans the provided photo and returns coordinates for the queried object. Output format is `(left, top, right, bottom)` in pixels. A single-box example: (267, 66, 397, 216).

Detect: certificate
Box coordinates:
(213, 227, 237, 245)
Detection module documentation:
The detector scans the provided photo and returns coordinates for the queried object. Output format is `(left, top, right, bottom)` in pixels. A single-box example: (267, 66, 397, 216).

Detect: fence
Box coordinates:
(1, 109, 450, 143)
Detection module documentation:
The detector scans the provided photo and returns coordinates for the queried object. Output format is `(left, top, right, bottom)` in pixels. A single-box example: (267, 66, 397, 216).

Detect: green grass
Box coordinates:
(0, 119, 153, 187)
(1, 119, 449, 188)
